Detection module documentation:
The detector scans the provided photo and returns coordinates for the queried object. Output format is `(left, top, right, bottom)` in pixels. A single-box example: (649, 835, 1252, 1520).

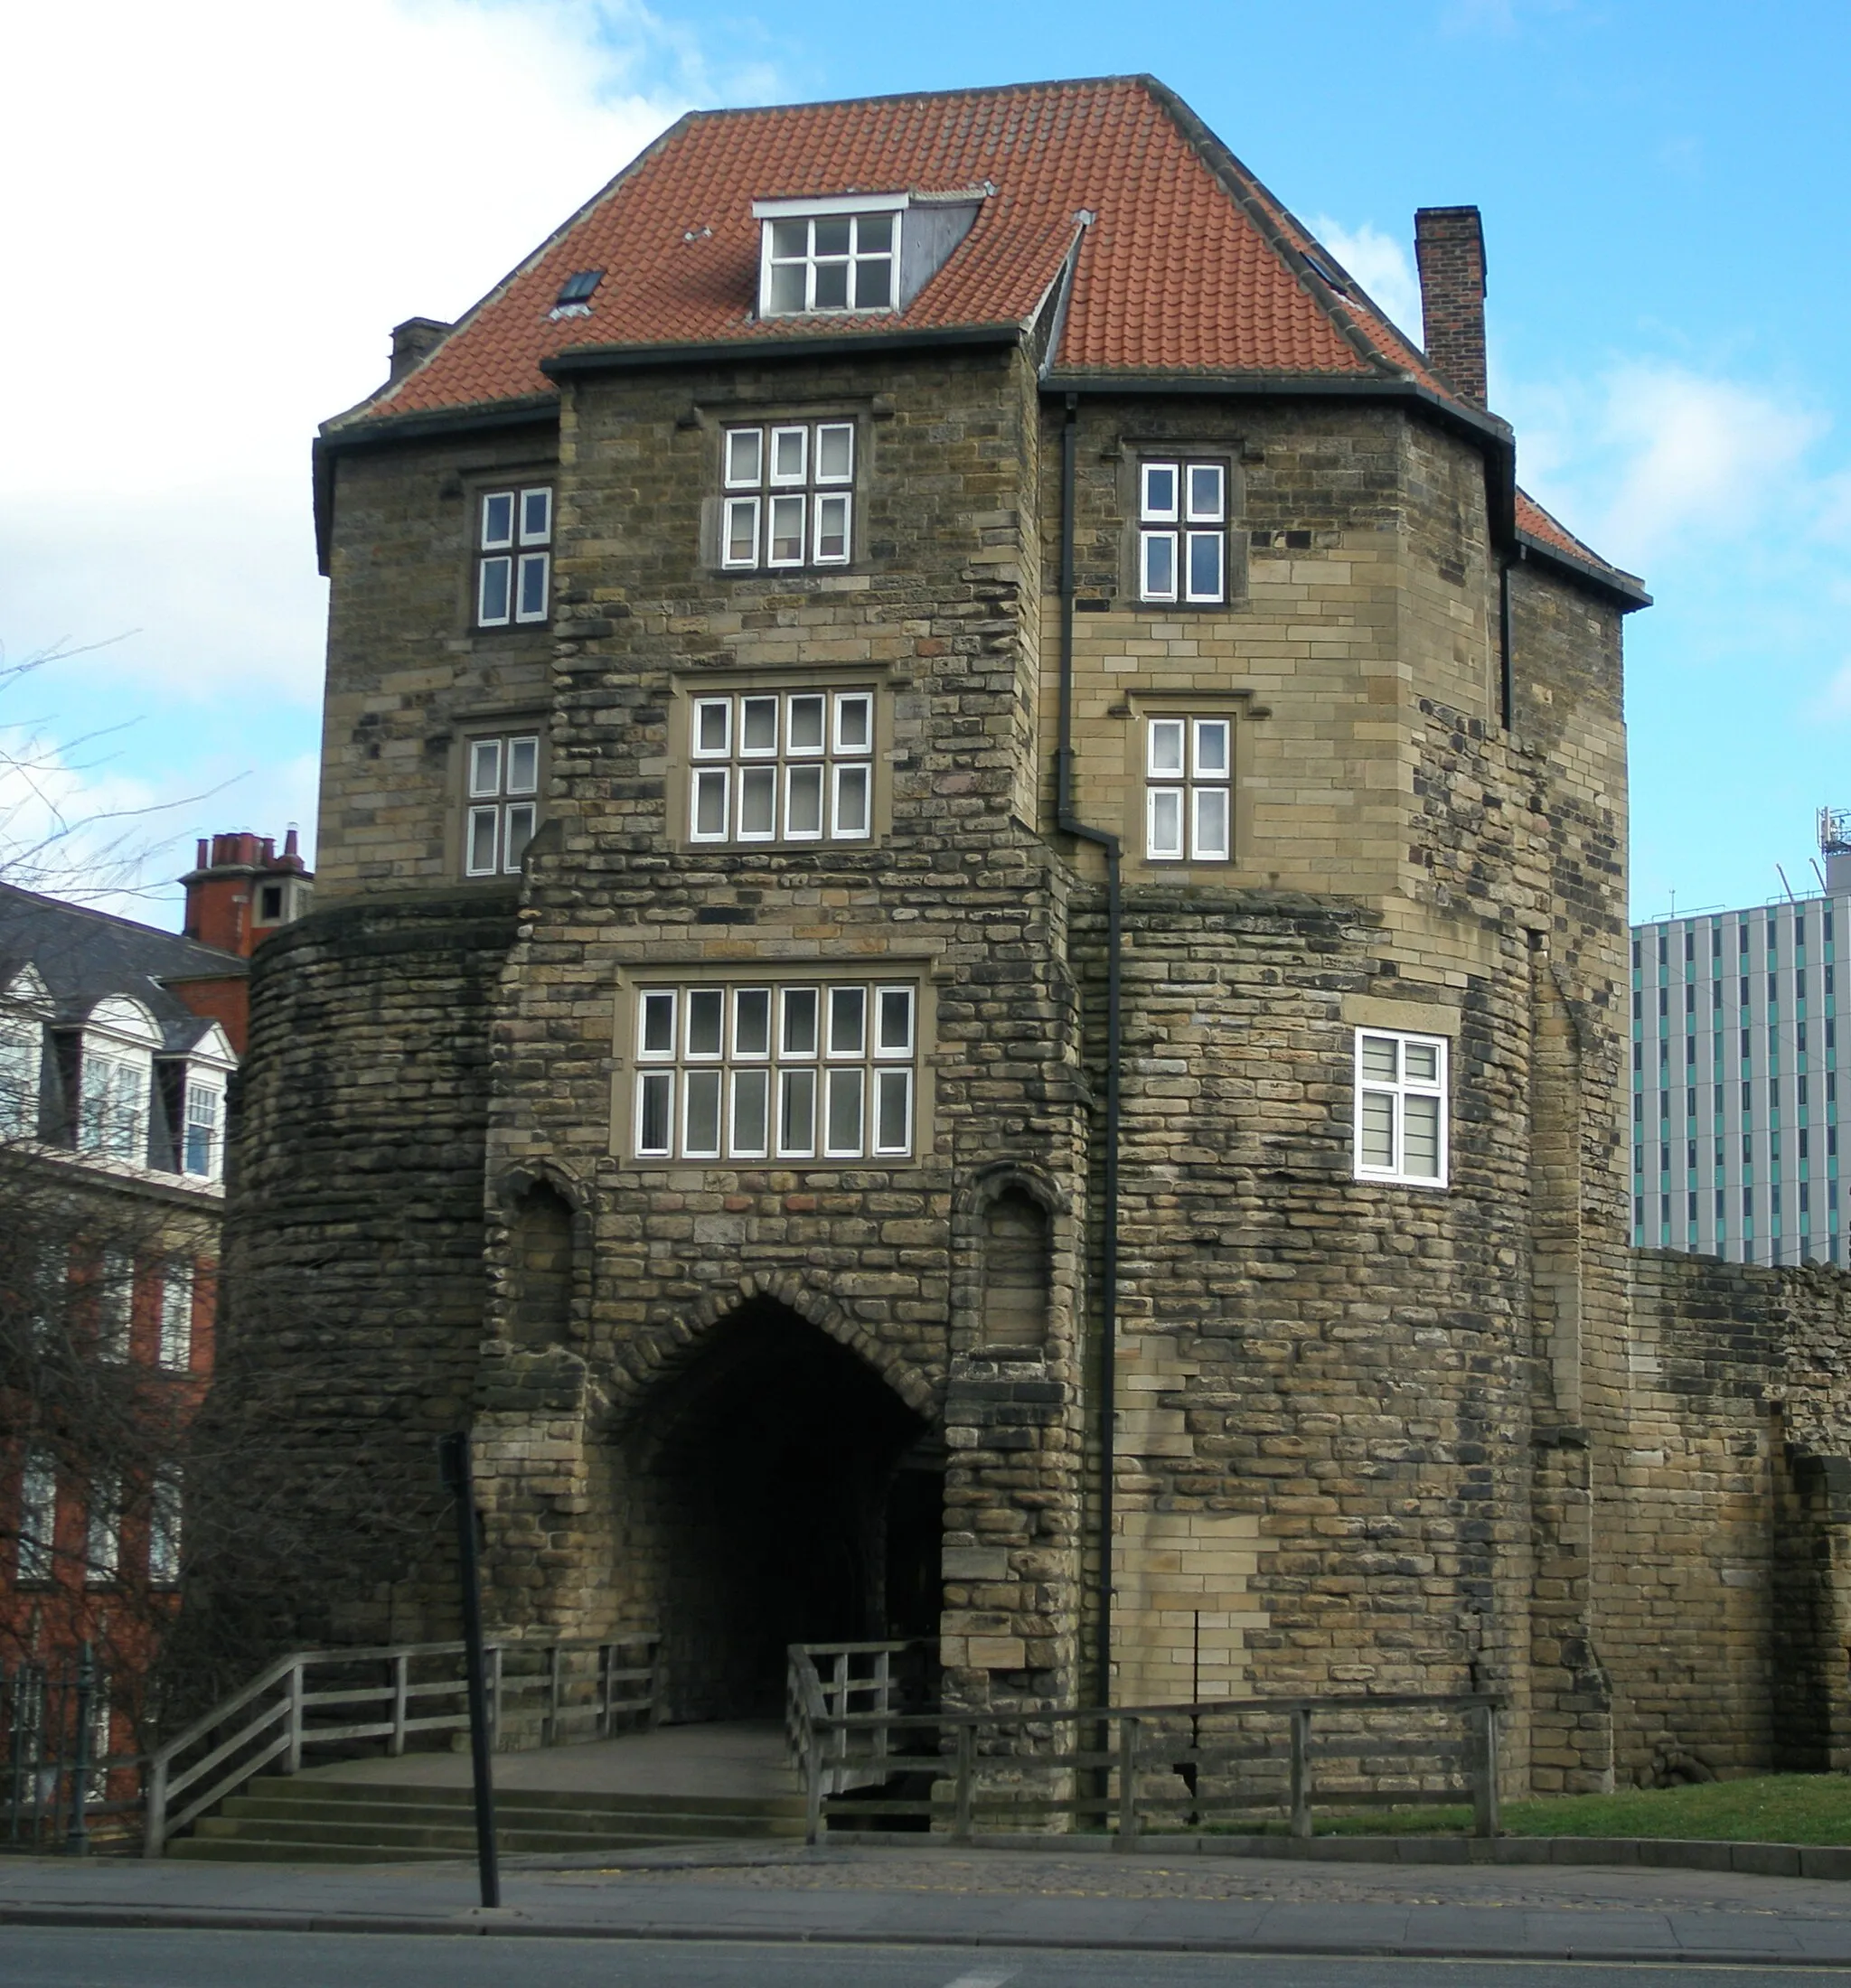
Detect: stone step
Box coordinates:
(190, 1813, 681, 1853)
(167, 1768, 806, 1862)
(222, 1791, 802, 1839)
(248, 1775, 804, 1820)
(167, 1838, 483, 1864)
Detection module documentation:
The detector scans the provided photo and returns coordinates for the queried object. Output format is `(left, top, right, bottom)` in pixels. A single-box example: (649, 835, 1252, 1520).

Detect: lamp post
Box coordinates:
(437, 1432, 499, 1908)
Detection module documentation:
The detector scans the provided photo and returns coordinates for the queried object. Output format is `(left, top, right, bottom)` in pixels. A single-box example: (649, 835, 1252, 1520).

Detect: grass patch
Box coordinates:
(1254, 1777, 1851, 1845)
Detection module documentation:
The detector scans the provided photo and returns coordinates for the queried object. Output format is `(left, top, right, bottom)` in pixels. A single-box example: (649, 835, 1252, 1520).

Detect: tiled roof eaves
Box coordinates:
(314, 393, 560, 573)
(1517, 530, 1650, 609)
(1141, 78, 1406, 386)
(321, 391, 562, 449)
(540, 324, 1028, 380)
(1044, 368, 1513, 445)
(361, 109, 705, 424)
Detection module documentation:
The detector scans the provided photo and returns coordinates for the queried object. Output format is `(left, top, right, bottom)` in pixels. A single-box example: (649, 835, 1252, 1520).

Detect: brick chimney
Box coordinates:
(390, 316, 451, 384)
(1414, 207, 1488, 408)
(181, 829, 314, 960)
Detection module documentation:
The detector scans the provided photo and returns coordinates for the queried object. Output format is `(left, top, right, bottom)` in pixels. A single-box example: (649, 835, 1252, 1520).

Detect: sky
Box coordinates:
(3, 0, 1846, 926)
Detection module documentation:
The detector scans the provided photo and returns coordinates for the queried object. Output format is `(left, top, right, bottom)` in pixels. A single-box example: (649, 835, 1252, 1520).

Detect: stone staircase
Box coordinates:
(169, 1775, 806, 1863)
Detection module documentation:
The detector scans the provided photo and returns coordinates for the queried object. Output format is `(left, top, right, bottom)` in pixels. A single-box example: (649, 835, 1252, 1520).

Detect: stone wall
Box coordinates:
(214, 892, 517, 1648)
(225, 324, 1681, 1799)
(1604, 1250, 1851, 1783)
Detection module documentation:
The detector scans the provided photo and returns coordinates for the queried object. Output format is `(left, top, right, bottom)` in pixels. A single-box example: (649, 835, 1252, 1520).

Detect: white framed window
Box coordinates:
(97, 1249, 133, 1362)
(17, 1450, 55, 1584)
(1353, 1028, 1449, 1186)
(86, 1470, 121, 1587)
(1144, 716, 1232, 862)
(1139, 458, 1228, 605)
(465, 732, 541, 877)
(0, 1005, 40, 1138)
(719, 420, 855, 570)
(759, 209, 901, 316)
(150, 1468, 183, 1587)
(687, 689, 875, 845)
(476, 484, 552, 628)
(78, 999, 158, 1166)
(183, 1075, 224, 1181)
(159, 1260, 194, 1371)
(634, 980, 917, 1163)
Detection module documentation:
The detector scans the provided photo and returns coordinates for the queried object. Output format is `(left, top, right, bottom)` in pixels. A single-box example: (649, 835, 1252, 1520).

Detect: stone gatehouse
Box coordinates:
(220, 75, 1851, 1795)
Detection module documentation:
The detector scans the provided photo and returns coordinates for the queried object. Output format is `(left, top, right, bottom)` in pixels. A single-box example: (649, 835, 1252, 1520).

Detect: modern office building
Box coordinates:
(1630, 811, 1851, 1266)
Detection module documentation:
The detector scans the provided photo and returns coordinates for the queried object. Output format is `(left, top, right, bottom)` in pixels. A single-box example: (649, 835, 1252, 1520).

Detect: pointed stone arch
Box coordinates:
(619, 1289, 940, 1721)
(606, 1268, 939, 1429)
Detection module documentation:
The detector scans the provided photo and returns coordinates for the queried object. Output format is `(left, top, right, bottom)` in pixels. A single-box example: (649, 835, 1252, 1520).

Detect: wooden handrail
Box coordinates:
(144, 1631, 660, 1857)
(782, 1651, 1508, 1851)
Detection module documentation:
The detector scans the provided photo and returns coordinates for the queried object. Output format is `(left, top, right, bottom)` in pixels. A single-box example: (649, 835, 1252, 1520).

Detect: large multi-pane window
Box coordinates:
(1139, 460, 1228, 604)
(1145, 716, 1231, 862)
(150, 1468, 183, 1588)
(465, 734, 540, 877)
(1353, 1028, 1449, 1186)
(97, 1249, 133, 1362)
(476, 486, 551, 628)
(85, 1470, 121, 1587)
(759, 211, 899, 316)
(182, 1074, 224, 1181)
(158, 1261, 194, 1372)
(720, 422, 855, 571)
(688, 689, 874, 845)
(17, 1451, 55, 1584)
(79, 1042, 149, 1164)
(0, 1005, 39, 1137)
(634, 980, 917, 1163)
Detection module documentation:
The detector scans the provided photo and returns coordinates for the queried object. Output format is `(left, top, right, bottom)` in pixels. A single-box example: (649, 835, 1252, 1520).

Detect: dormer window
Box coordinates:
(756, 196, 905, 317)
(183, 1073, 225, 1180)
(0, 967, 48, 1139)
(78, 997, 160, 1166)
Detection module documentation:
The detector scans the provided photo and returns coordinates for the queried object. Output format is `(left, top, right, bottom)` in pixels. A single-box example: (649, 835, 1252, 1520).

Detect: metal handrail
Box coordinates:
(783, 1652, 1507, 1848)
(145, 1631, 660, 1856)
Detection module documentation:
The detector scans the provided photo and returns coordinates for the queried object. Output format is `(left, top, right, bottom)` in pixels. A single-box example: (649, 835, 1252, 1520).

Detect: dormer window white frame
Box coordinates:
(755, 193, 907, 318)
(177, 1024, 235, 1183)
(79, 997, 160, 1167)
(0, 965, 50, 1139)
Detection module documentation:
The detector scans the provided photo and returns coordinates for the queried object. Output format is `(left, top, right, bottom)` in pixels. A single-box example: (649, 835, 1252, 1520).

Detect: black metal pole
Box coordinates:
(65, 1643, 93, 1857)
(437, 1432, 500, 1908)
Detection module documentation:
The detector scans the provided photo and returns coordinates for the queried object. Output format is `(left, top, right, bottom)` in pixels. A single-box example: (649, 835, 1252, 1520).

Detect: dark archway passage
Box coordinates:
(641, 1299, 939, 1721)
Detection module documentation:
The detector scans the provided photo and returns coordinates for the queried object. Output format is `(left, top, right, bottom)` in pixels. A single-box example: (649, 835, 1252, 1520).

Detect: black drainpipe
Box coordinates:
(1056, 393, 1122, 1713)
(1498, 553, 1514, 731)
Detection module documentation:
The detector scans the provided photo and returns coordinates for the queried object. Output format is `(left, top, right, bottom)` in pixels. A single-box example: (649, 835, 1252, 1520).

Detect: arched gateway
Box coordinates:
(630, 1299, 941, 1721)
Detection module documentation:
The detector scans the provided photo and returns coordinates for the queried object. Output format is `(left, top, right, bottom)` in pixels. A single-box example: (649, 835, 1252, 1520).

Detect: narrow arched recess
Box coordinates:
(507, 1179, 574, 1349)
(980, 1186, 1052, 1348)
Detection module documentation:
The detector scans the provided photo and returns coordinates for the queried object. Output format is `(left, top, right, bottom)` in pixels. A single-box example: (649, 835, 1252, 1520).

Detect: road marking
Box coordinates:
(940, 1974, 1018, 1988)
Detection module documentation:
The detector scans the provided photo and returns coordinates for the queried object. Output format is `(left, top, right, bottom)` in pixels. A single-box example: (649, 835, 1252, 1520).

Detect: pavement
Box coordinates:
(9, 1836, 1851, 1966)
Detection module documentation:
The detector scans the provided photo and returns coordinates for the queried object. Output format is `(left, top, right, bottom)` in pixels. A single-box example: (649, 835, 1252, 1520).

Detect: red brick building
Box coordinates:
(0, 832, 310, 1801)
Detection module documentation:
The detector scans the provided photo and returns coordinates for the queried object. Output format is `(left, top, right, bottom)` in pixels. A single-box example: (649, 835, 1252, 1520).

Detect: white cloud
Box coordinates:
(0, 0, 707, 712)
(1508, 362, 1828, 572)
(1307, 216, 1423, 344)
(0, 708, 179, 914)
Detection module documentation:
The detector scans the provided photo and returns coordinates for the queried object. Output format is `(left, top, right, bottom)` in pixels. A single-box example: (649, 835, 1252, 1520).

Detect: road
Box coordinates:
(1, 1931, 1846, 1988)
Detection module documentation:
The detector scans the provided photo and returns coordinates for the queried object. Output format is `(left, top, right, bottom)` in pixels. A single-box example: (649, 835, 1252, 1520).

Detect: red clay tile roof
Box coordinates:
(354, 75, 1455, 423)
(337, 73, 1640, 599)
(1516, 490, 1645, 598)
